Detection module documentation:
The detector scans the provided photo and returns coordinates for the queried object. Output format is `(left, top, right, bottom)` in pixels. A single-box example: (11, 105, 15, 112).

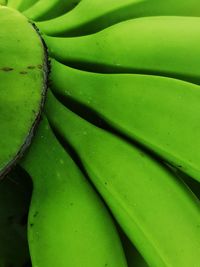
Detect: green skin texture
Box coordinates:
(0, 7, 46, 177)
(20, 116, 127, 267)
(50, 59, 200, 182)
(45, 91, 200, 267)
(0, 169, 31, 267)
(23, 0, 79, 22)
(45, 16, 200, 85)
(37, 0, 200, 37)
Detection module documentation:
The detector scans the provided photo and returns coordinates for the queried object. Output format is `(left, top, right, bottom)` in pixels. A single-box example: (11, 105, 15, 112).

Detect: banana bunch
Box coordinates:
(0, 1, 200, 267)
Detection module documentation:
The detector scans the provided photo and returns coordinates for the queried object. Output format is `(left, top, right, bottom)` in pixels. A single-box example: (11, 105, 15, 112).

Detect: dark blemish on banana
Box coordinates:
(1, 67, 13, 71)
(20, 71, 28, 74)
(37, 64, 42, 69)
(33, 211, 39, 218)
(30, 223, 34, 227)
(27, 65, 36, 69)
(104, 182, 107, 186)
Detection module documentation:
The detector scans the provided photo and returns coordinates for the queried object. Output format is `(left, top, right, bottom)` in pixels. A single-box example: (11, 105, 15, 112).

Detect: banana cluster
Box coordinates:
(0, 1, 200, 267)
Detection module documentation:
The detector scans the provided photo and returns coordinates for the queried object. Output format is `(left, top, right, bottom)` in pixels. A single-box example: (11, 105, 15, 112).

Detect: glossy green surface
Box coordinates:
(50, 60, 200, 182)
(45, 16, 200, 84)
(37, 0, 200, 37)
(45, 91, 200, 267)
(0, 7, 47, 178)
(20, 117, 127, 267)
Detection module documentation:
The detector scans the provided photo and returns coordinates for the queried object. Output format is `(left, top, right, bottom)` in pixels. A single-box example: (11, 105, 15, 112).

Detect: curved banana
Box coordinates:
(37, 0, 200, 37)
(20, 116, 127, 267)
(23, 0, 78, 21)
(45, 90, 200, 267)
(45, 16, 200, 84)
(50, 59, 200, 182)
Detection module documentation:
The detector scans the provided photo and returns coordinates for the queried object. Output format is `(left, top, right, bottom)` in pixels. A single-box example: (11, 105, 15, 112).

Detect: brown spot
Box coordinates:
(20, 71, 28, 74)
(27, 65, 36, 69)
(1, 67, 13, 72)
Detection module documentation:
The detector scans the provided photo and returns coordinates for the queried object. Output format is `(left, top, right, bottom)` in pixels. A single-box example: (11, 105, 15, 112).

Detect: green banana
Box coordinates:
(45, 16, 200, 84)
(45, 90, 200, 267)
(50, 59, 200, 182)
(20, 116, 127, 267)
(0, 6, 47, 178)
(23, 0, 79, 22)
(0, 168, 31, 267)
(37, 0, 200, 37)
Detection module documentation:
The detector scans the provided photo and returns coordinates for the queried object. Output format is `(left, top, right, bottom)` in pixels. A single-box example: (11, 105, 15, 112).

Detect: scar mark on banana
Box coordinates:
(20, 71, 28, 75)
(0, 67, 13, 71)
(27, 65, 36, 70)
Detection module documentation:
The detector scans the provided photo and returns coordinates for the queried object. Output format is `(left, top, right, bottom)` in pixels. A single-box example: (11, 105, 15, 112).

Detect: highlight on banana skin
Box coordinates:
(0, 1, 200, 267)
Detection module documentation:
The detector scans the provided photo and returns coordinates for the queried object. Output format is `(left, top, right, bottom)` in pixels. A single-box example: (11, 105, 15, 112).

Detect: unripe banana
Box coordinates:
(20, 116, 127, 267)
(23, 0, 79, 22)
(45, 16, 200, 84)
(37, 0, 200, 37)
(45, 90, 200, 267)
(0, 6, 47, 178)
(50, 59, 200, 182)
